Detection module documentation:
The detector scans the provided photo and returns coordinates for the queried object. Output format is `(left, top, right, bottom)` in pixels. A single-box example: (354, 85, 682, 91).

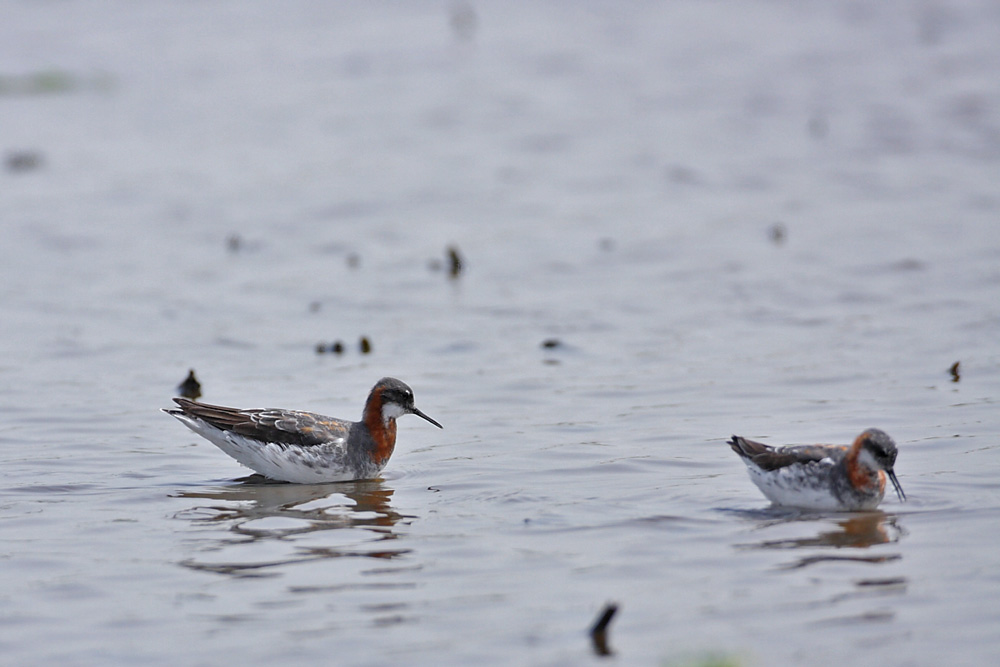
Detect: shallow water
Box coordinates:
(3, 1, 1000, 665)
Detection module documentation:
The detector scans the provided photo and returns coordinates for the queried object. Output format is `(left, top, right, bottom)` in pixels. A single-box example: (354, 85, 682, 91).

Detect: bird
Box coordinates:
(728, 428, 905, 511)
(163, 377, 442, 483)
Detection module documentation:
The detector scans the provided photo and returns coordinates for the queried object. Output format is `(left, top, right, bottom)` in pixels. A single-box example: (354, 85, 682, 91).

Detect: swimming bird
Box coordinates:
(728, 428, 905, 511)
(164, 377, 441, 483)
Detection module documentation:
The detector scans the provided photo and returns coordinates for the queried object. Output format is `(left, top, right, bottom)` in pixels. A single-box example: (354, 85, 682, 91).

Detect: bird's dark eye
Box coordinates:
(388, 389, 412, 404)
(863, 438, 886, 457)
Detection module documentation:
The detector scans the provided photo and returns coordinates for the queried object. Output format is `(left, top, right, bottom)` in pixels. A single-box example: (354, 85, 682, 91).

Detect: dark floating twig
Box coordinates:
(949, 361, 961, 383)
(447, 245, 464, 278)
(359, 336, 372, 354)
(315, 342, 327, 354)
(589, 602, 618, 657)
(428, 245, 465, 277)
(541, 338, 562, 349)
(177, 369, 202, 399)
(331, 341, 345, 354)
(591, 602, 618, 635)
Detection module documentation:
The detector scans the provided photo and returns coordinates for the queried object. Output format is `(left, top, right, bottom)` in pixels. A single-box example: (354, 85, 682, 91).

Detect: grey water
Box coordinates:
(2, 2, 1000, 665)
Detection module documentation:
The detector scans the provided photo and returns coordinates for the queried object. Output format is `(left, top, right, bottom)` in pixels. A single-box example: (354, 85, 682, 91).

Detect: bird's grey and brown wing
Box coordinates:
(170, 398, 349, 448)
(729, 436, 844, 471)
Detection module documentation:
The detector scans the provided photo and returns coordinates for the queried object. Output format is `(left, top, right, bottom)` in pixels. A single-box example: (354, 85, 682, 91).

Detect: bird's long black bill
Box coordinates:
(887, 469, 905, 502)
(412, 408, 443, 429)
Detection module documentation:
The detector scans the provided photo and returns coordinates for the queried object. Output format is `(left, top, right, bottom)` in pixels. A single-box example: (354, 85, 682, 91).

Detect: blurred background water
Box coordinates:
(2, 1, 1000, 665)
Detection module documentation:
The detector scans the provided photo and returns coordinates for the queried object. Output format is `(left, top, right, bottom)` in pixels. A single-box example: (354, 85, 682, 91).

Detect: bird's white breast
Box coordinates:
(744, 459, 843, 510)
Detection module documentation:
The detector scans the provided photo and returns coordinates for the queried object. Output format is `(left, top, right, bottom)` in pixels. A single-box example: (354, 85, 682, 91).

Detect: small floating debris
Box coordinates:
(429, 245, 465, 277)
(315, 341, 346, 355)
(309, 301, 322, 313)
(346, 252, 361, 269)
(949, 361, 961, 383)
(5, 150, 43, 173)
(541, 338, 566, 365)
(598, 238, 616, 252)
(768, 222, 787, 245)
(359, 336, 372, 354)
(447, 245, 464, 278)
(177, 369, 202, 399)
(589, 602, 618, 657)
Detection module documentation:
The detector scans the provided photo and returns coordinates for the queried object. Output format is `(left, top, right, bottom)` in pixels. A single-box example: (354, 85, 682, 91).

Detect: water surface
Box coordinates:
(2, 2, 1000, 665)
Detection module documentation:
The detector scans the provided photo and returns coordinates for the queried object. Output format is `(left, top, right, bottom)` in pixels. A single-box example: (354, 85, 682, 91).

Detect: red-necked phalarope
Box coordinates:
(164, 377, 442, 483)
(728, 428, 905, 511)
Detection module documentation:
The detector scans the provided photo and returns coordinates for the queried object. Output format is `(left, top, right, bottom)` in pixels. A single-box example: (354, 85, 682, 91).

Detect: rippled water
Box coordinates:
(3, 2, 1000, 665)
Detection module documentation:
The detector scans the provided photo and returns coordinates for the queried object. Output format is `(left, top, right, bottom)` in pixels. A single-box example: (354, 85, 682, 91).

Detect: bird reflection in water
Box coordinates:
(748, 511, 902, 549)
(174, 477, 411, 576)
(735, 509, 906, 570)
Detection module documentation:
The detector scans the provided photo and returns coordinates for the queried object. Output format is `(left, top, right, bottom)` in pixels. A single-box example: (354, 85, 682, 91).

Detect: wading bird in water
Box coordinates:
(164, 377, 441, 483)
(728, 428, 905, 511)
